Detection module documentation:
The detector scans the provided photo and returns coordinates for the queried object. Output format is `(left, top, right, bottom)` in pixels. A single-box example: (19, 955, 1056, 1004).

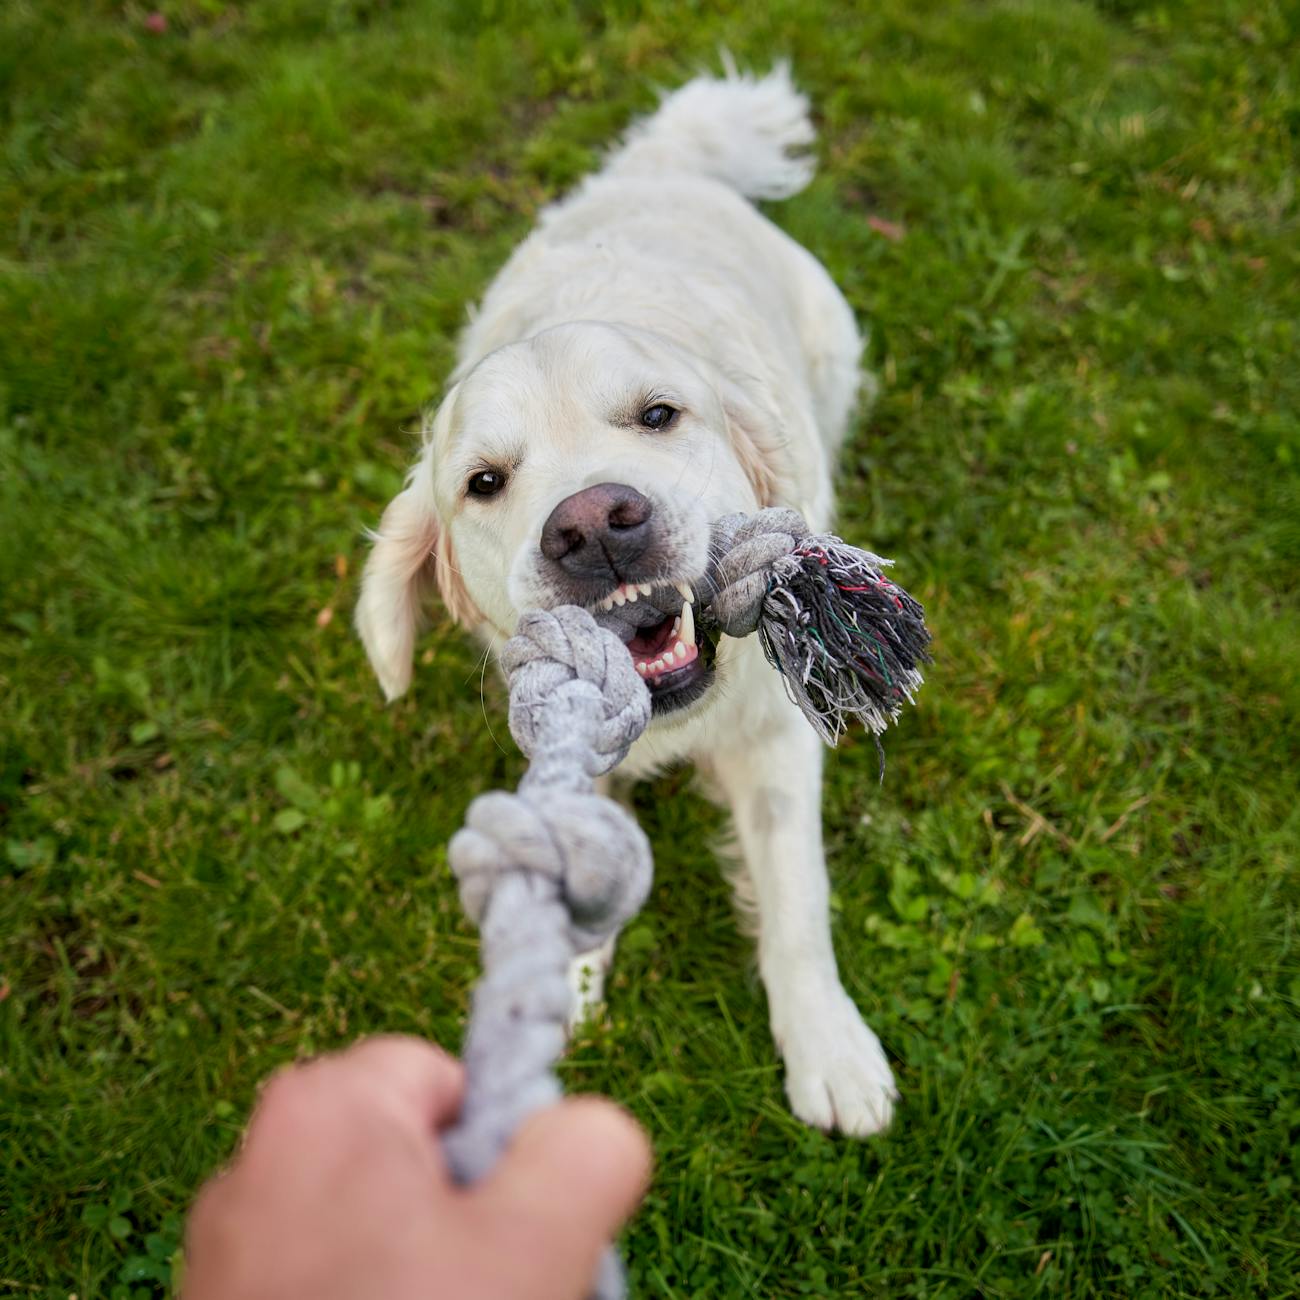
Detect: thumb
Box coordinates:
(471, 1097, 652, 1295)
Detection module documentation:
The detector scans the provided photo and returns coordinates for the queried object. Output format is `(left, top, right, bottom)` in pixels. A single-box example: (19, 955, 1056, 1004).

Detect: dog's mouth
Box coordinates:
(590, 580, 717, 716)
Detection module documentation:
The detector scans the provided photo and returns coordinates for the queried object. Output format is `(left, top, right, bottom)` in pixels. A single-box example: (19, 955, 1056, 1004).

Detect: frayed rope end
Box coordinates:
(756, 539, 932, 756)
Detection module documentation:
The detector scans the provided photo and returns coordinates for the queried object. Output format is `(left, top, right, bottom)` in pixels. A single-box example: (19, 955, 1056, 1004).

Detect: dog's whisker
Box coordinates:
(477, 632, 509, 758)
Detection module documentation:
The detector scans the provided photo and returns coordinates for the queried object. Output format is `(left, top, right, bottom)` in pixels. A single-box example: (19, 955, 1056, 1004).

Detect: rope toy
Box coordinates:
(440, 509, 932, 1298)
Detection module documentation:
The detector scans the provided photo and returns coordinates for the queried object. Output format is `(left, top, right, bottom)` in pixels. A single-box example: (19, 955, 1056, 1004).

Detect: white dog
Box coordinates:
(357, 66, 897, 1136)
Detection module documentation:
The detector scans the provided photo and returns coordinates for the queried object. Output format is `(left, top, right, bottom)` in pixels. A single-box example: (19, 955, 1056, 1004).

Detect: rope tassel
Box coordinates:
(705, 509, 933, 749)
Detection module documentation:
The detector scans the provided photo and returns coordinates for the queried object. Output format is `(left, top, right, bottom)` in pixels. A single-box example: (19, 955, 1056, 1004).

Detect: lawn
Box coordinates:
(1, 0, 1298, 1296)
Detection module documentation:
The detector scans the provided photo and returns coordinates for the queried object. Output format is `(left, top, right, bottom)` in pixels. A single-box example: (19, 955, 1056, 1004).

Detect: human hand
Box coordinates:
(184, 1035, 651, 1299)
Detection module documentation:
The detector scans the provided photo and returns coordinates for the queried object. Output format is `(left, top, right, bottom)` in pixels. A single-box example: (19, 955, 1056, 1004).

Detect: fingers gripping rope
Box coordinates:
(443, 608, 652, 1300)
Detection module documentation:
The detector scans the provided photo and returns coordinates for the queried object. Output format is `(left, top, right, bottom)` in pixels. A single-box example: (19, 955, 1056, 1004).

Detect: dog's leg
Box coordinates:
(566, 934, 616, 1032)
(709, 711, 897, 1137)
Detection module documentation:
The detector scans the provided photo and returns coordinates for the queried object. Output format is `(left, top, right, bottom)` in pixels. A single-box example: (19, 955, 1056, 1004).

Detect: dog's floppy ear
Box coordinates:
(716, 371, 786, 508)
(727, 407, 781, 507)
(356, 446, 479, 701)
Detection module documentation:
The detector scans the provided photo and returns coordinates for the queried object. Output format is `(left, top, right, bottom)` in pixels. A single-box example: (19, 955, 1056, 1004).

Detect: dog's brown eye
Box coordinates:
(467, 469, 507, 498)
(640, 403, 678, 431)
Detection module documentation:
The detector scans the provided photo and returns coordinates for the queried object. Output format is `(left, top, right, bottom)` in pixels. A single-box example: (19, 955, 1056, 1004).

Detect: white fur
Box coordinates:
(359, 66, 895, 1136)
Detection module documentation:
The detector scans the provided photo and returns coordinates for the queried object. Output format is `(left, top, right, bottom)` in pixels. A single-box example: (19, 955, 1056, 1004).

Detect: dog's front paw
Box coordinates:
(776, 990, 897, 1137)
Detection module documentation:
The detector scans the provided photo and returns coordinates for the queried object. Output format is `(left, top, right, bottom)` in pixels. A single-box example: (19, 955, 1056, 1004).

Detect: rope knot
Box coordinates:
(707, 507, 809, 636)
(501, 606, 651, 774)
(449, 788, 652, 950)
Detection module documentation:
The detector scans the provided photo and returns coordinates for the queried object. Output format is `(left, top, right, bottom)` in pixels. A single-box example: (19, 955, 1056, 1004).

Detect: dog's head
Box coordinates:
(356, 321, 789, 719)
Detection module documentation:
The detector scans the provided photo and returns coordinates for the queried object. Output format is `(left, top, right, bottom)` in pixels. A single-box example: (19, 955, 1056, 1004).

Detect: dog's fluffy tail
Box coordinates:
(608, 61, 815, 201)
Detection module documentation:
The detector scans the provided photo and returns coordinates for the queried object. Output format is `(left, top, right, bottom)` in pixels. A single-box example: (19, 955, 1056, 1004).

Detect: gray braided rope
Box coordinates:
(442, 606, 652, 1300)
(436, 512, 930, 1298)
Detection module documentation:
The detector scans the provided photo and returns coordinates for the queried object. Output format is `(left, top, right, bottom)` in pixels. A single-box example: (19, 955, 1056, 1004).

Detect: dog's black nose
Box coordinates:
(540, 483, 655, 578)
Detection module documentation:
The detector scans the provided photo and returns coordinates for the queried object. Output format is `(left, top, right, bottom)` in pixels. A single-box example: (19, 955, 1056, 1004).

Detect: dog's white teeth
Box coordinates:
(675, 580, 694, 605)
(639, 582, 653, 597)
(600, 594, 615, 611)
(649, 658, 663, 674)
(613, 590, 626, 606)
(679, 599, 695, 648)
(636, 662, 647, 676)
(626, 586, 638, 603)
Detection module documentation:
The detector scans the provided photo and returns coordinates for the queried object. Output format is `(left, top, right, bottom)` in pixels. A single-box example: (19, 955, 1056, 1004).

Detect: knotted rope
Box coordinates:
(442, 606, 652, 1300)
(435, 513, 932, 1299)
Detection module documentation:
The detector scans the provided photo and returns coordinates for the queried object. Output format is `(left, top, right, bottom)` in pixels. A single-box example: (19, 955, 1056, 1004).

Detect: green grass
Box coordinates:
(2, 0, 1298, 1295)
